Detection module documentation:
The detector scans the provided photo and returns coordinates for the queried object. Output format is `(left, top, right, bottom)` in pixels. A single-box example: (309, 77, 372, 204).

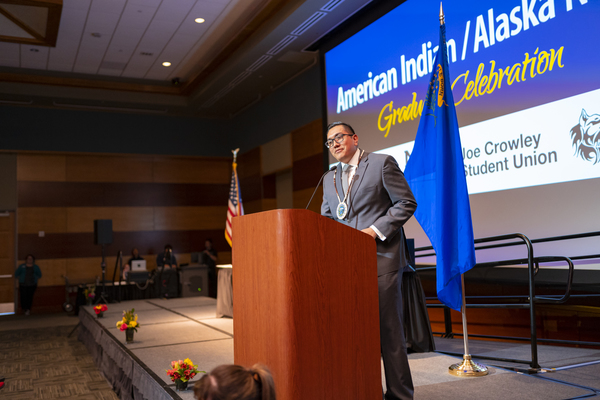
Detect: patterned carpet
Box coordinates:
(0, 325, 118, 399)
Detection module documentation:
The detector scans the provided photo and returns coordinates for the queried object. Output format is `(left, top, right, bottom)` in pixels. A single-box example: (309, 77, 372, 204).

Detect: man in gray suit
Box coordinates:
(321, 121, 417, 400)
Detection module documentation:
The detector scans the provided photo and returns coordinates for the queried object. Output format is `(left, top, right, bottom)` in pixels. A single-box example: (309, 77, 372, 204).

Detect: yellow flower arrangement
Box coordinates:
(116, 308, 140, 332)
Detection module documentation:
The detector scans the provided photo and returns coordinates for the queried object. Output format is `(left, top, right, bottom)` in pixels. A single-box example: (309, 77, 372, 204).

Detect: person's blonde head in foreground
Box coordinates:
(193, 364, 276, 400)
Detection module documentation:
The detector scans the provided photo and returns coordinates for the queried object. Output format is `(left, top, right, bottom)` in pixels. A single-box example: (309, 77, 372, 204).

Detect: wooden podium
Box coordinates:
(232, 209, 381, 400)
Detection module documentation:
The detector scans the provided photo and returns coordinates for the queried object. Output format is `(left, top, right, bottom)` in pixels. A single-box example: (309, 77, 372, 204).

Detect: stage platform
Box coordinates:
(79, 298, 600, 400)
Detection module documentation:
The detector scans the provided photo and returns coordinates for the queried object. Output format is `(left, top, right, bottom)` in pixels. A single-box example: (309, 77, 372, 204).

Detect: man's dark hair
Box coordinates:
(327, 121, 356, 136)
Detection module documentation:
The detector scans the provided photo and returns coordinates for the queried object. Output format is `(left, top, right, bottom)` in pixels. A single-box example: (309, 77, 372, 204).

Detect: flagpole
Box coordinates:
(448, 274, 488, 376)
(232, 148, 242, 215)
(225, 148, 242, 247)
(435, 2, 487, 376)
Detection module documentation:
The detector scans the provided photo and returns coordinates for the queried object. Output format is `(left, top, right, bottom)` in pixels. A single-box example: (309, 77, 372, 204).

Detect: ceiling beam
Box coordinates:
(0, 0, 62, 46)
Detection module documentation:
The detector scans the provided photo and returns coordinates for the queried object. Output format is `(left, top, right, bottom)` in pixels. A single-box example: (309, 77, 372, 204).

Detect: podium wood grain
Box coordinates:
(233, 209, 381, 400)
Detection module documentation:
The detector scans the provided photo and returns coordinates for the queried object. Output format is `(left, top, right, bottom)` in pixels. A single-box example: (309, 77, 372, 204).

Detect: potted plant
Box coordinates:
(166, 358, 203, 391)
(116, 308, 140, 343)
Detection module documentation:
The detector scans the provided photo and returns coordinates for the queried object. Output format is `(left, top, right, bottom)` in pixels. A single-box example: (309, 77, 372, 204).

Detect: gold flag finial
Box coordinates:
(439, 2, 445, 26)
(232, 148, 240, 163)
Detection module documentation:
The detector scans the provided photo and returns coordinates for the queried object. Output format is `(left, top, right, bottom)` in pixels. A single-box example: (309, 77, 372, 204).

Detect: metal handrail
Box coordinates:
(413, 232, 586, 370)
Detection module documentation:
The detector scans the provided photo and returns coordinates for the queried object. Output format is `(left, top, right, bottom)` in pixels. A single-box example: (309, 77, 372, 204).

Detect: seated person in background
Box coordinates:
(156, 244, 177, 269)
(194, 364, 276, 400)
(122, 247, 144, 280)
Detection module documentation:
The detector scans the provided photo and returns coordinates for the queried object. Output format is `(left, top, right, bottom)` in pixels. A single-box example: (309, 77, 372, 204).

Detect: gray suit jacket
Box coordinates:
(321, 152, 417, 276)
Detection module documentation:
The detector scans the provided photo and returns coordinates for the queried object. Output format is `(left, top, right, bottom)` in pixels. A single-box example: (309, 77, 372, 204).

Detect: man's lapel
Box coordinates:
(350, 151, 369, 200)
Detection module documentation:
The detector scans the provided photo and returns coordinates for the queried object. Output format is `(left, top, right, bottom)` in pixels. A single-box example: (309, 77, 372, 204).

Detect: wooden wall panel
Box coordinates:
(19, 181, 108, 207)
(0, 259, 14, 276)
(239, 174, 262, 203)
(0, 214, 12, 231)
(261, 134, 292, 175)
(237, 148, 261, 179)
(65, 256, 117, 284)
(18, 207, 67, 234)
(292, 118, 323, 162)
(32, 258, 67, 287)
(62, 253, 195, 284)
(262, 173, 276, 199)
(292, 153, 325, 191)
(293, 187, 322, 213)
(18, 229, 229, 260)
(242, 199, 264, 215)
(261, 199, 277, 212)
(17, 154, 66, 182)
(0, 283, 14, 303)
(18, 181, 230, 207)
(0, 232, 11, 259)
(218, 251, 232, 264)
(154, 206, 227, 231)
(15, 150, 237, 312)
(66, 207, 155, 233)
(66, 155, 154, 182)
(152, 157, 230, 184)
(0, 212, 15, 306)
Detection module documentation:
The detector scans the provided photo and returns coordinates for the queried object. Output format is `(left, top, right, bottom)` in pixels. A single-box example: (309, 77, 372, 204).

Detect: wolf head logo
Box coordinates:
(571, 109, 600, 164)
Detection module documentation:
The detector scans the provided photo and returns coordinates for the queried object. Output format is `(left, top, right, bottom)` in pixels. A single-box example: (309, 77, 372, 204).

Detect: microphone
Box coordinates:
(305, 165, 338, 210)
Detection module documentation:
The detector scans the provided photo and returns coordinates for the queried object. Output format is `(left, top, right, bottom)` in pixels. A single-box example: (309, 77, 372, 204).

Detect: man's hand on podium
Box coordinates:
(361, 227, 377, 239)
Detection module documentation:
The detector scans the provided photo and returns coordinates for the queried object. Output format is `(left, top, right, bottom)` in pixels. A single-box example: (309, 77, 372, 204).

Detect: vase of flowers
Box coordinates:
(175, 379, 188, 391)
(83, 284, 96, 305)
(94, 304, 107, 318)
(166, 358, 203, 391)
(116, 308, 140, 344)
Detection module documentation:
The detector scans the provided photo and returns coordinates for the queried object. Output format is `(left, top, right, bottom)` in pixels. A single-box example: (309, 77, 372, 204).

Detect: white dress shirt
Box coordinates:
(341, 149, 387, 241)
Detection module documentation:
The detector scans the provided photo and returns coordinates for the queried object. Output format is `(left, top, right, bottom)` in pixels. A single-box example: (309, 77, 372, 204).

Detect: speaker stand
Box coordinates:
(95, 244, 110, 305)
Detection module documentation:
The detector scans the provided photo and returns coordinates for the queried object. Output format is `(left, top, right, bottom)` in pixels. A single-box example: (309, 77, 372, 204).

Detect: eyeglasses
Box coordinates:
(325, 133, 354, 149)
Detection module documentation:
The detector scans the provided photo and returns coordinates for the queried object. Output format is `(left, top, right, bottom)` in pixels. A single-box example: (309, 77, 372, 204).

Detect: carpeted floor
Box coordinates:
(0, 324, 119, 399)
(539, 362, 600, 391)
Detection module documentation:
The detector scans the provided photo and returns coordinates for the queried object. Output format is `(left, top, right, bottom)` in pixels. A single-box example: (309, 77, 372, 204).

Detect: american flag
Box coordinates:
(225, 160, 244, 247)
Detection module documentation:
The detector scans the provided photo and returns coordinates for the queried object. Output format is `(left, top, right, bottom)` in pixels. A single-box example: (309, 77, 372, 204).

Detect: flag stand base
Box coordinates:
(448, 354, 489, 377)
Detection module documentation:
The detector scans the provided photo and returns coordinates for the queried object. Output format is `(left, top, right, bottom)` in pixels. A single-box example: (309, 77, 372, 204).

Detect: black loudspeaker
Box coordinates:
(93, 219, 113, 245)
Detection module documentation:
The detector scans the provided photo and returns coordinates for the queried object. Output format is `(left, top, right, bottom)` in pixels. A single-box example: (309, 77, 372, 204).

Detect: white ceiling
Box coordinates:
(0, 0, 262, 80)
(0, 0, 378, 118)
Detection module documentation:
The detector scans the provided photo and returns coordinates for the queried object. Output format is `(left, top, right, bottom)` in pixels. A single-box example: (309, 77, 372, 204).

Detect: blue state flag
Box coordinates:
(404, 18, 476, 312)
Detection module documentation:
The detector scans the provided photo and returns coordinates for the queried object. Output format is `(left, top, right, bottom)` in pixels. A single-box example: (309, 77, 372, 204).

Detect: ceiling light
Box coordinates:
(162, 62, 171, 67)
(194, 18, 205, 23)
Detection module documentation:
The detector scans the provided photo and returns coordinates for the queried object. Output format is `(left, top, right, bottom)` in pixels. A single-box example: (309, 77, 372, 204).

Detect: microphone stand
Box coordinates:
(306, 165, 337, 210)
(158, 256, 165, 299)
(117, 251, 122, 303)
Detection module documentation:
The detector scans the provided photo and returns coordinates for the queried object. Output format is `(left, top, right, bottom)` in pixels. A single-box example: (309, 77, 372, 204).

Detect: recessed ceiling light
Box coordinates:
(194, 18, 205, 23)
(162, 62, 171, 67)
